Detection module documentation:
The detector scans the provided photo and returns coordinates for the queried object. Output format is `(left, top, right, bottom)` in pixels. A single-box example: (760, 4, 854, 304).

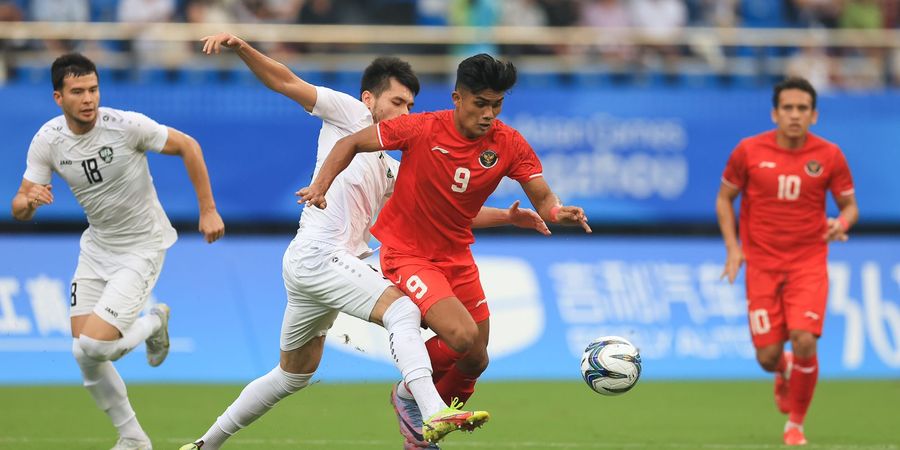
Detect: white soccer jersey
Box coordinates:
(296, 86, 399, 257)
(23, 107, 176, 252)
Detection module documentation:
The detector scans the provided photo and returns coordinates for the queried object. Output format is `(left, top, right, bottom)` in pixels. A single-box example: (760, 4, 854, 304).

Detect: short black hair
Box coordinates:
(360, 56, 420, 97)
(51, 53, 98, 91)
(773, 77, 817, 109)
(455, 53, 517, 94)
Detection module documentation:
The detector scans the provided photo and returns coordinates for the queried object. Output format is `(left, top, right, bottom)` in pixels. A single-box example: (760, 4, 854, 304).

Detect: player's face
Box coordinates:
(365, 78, 415, 123)
(452, 88, 504, 139)
(772, 89, 817, 141)
(54, 73, 100, 126)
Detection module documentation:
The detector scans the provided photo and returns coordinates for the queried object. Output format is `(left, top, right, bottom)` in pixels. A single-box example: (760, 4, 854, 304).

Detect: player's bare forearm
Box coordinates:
(825, 194, 859, 243)
(11, 180, 53, 221)
(298, 129, 382, 208)
(716, 185, 741, 250)
(181, 141, 217, 212)
(521, 178, 589, 232)
(836, 196, 859, 229)
(473, 201, 551, 235)
(472, 207, 510, 228)
(11, 194, 36, 221)
(202, 32, 316, 111)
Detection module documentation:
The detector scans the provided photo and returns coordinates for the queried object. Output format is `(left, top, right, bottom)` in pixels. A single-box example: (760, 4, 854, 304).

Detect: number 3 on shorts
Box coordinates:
(406, 275, 428, 300)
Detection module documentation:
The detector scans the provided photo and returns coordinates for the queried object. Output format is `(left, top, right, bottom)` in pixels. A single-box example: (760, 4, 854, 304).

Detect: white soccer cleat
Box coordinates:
(110, 436, 152, 450)
(145, 303, 170, 367)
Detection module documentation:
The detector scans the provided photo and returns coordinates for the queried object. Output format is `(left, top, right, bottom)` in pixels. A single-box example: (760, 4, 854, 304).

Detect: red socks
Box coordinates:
(425, 336, 460, 382)
(424, 336, 479, 405)
(788, 354, 818, 425)
(435, 365, 478, 405)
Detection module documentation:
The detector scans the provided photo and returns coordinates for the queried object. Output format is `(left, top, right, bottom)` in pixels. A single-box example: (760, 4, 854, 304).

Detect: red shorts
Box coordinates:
(380, 246, 488, 323)
(745, 264, 828, 348)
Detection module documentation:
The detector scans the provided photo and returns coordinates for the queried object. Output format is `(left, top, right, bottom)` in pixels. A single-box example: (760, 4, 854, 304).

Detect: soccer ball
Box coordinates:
(580, 336, 642, 396)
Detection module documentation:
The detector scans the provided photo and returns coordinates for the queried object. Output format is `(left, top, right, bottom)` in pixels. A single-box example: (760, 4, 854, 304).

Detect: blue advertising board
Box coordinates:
(1, 84, 898, 224)
(1, 234, 898, 384)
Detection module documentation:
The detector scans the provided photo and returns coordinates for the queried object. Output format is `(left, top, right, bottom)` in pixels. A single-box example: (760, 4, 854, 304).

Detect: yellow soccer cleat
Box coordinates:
(178, 440, 203, 450)
(421, 399, 490, 444)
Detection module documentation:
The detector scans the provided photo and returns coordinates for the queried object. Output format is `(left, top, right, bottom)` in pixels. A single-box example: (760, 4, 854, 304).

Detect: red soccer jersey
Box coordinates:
(722, 130, 854, 270)
(372, 110, 543, 256)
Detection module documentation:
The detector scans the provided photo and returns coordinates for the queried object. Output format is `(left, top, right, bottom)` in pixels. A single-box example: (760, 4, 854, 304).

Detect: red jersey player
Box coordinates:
(716, 77, 858, 446)
(299, 54, 591, 449)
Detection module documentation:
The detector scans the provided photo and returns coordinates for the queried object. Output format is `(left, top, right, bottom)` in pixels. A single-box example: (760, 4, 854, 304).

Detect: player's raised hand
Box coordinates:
(824, 217, 850, 243)
(508, 200, 551, 236)
(297, 185, 328, 209)
(556, 205, 592, 233)
(720, 246, 745, 284)
(199, 209, 225, 243)
(26, 183, 53, 209)
(200, 33, 245, 55)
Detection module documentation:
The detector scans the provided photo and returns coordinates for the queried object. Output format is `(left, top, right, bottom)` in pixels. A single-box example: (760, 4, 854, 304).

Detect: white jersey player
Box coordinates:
(181, 34, 549, 450)
(11, 53, 225, 450)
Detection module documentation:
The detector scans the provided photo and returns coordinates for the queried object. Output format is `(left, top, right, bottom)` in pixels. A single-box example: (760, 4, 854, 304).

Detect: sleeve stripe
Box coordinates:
(720, 177, 739, 189)
(528, 173, 544, 179)
(840, 188, 855, 196)
(376, 123, 385, 149)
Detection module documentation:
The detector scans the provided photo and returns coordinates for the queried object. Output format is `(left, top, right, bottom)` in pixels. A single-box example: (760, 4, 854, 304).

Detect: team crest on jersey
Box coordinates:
(98, 146, 114, 164)
(805, 160, 823, 177)
(479, 149, 498, 169)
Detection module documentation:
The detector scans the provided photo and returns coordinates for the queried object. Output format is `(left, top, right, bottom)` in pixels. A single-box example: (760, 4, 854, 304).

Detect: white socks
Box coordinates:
(72, 338, 148, 441)
(199, 366, 312, 450)
(78, 315, 160, 362)
(382, 298, 447, 418)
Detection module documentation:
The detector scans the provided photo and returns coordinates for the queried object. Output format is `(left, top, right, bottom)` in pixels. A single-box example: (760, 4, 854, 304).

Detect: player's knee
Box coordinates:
(755, 346, 782, 372)
(790, 332, 817, 357)
(78, 335, 125, 362)
(382, 297, 421, 331)
(458, 349, 489, 375)
(274, 366, 312, 396)
(441, 322, 479, 355)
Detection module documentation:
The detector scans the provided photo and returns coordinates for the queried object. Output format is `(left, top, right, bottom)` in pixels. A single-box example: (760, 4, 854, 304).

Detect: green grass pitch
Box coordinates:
(1, 380, 898, 449)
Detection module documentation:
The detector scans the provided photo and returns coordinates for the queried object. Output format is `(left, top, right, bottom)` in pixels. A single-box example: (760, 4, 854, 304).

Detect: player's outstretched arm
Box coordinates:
(472, 201, 551, 236)
(716, 182, 744, 283)
(824, 193, 858, 243)
(160, 127, 225, 243)
(297, 126, 382, 209)
(200, 32, 317, 112)
(11, 179, 53, 221)
(520, 177, 591, 233)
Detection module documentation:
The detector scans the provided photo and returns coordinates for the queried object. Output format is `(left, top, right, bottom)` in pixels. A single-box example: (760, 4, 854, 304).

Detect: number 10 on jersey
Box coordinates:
(777, 174, 801, 201)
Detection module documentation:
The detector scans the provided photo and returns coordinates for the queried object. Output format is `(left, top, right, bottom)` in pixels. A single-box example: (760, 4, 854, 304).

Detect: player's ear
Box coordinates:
(451, 91, 461, 108)
(361, 90, 375, 109)
(53, 90, 63, 107)
(810, 109, 819, 125)
(770, 108, 777, 123)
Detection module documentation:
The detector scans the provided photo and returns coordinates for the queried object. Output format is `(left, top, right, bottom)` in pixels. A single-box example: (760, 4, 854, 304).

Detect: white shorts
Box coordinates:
(280, 239, 392, 352)
(70, 235, 165, 333)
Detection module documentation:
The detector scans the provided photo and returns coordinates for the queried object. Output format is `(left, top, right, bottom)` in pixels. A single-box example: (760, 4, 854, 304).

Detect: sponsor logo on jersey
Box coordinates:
(104, 306, 119, 318)
(805, 160, 823, 177)
(758, 161, 777, 169)
(59, 160, 72, 166)
(98, 146, 114, 164)
(479, 149, 498, 168)
(431, 146, 449, 154)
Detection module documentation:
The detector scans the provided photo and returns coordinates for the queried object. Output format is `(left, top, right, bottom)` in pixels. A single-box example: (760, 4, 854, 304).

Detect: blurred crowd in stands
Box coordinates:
(1, 0, 899, 90)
